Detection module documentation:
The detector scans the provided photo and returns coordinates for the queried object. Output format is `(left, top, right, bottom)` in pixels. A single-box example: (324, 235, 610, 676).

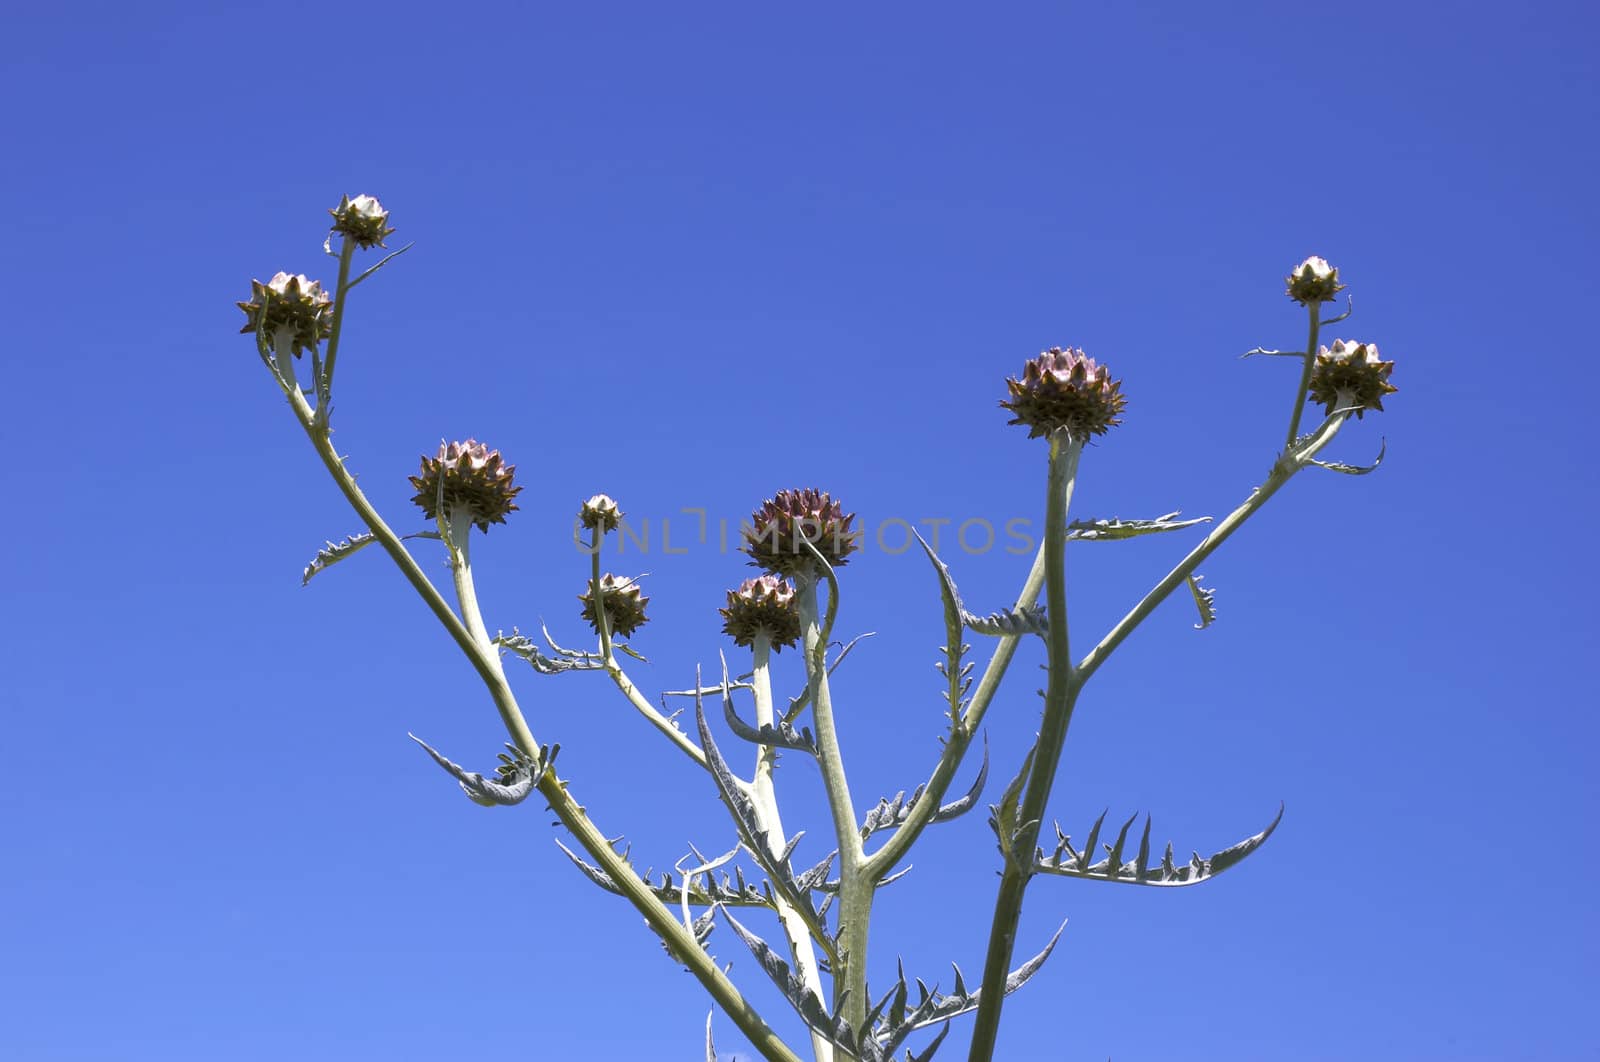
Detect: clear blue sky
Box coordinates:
(3, 3, 1596, 1060)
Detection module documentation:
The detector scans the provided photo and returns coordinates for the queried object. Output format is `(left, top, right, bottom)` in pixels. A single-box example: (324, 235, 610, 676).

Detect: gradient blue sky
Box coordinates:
(4, 3, 1596, 1060)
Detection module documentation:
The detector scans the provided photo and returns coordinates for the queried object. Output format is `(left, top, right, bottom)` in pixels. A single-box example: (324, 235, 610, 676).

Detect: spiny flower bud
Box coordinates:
(743, 489, 860, 577)
(720, 575, 801, 651)
(328, 194, 395, 250)
(1285, 256, 1345, 305)
(409, 439, 522, 532)
(1307, 339, 1397, 420)
(1000, 347, 1126, 439)
(580, 573, 650, 638)
(579, 494, 623, 534)
(237, 272, 332, 357)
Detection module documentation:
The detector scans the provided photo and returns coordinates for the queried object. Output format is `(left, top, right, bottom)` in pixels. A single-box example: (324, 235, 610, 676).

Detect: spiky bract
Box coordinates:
(237, 272, 332, 357)
(1285, 255, 1346, 305)
(1000, 347, 1126, 439)
(1307, 339, 1397, 419)
(409, 439, 522, 532)
(328, 194, 395, 250)
(742, 489, 859, 577)
(720, 575, 801, 651)
(579, 494, 623, 534)
(580, 573, 650, 638)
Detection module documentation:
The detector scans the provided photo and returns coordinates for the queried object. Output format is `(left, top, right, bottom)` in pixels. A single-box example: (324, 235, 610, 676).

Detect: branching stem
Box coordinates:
(967, 432, 1082, 1062)
(270, 333, 802, 1062)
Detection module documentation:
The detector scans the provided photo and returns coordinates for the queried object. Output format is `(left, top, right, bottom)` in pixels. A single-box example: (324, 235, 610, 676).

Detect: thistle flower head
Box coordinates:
(720, 575, 801, 651)
(409, 439, 522, 532)
(237, 272, 332, 357)
(1285, 256, 1346, 305)
(1307, 339, 1397, 419)
(580, 573, 650, 638)
(1000, 347, 1126, 439)
(329, 194, 395, 250)
(742, 488, 860, 577)
(579, 493, 623, 534)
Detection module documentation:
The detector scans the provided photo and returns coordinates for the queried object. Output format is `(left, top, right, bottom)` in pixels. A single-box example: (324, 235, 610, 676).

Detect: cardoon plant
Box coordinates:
(246, 198, 1394, 1062)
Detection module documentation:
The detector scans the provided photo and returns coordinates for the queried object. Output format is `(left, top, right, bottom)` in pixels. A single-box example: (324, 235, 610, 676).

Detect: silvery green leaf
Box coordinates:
(495, 628, 604, 674)
(722, 908, 880, 1061)
(693, 670, 827, 932)
(704, 1012, 716, 1062)
(914, 532, 978, 725)
(929, 734, 989, 824)
(408, 733, 548, 807)
(987, 747, 1037, 873)
(1311, 437, 1386, 475)
(1065, 511, 1211, 541)
(904, 1022, 951, 1062)
(964, 606, 1048, 637)
(345, 241, 414, 291)
(301, 529, 442, 586)
(814, 863, 913, 896)
(794, 851, 836, 893)
(1322, 293, 1355, 326)
(860, 734, 989, 840)
(1187, 573, 1218, 629)
(873, 924, 1064, 1057)
(551, 838, 771, 908)
(1035, 804, 1284, 886)
(720, 674, 817, 754)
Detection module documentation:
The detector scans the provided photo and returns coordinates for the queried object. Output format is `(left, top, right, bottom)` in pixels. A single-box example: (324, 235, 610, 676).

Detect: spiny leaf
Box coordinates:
(1187, 573, 1218, 629)
(906, 1022, 951, 1062)
(704, 1012, 716, 1062)
(1311, 436, 1386, 476)
(721, 677, 818, 754)
(693, 670, 829, 937)
(1036, 804, 1284, 886)
(987, 746, 1037, 873)
(1065, 511, 1211, 541)
(551, 838, 771, 908)
(860, 734, 990, 840)
(873, 923, 1065, 1057)
(914, 531, 984, 730)
(722, 908, 881, 1061)
(408, 733, 552, 807)
(495, 628, 604, 674)
(964, 606, 1048, 637)
(301, 529, 441, 586)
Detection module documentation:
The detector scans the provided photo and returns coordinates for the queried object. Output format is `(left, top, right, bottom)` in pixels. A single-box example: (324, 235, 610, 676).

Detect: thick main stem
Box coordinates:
(798, 577, 868, 1047)
(751, 634, 833, 1062)
(967, 433, 1082, 1062)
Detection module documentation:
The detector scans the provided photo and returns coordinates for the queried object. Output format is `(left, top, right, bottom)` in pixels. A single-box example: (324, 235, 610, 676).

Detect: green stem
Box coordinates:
(798, 577, 868, 1047)
(320, 236, 356, 407)
(272, 348, 802, 1062)
(581, 535, 704, 765)
(751, 633, 834, 1062)
(1283, 302, 1323, 450)
(967, 433, 1082, 1062)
